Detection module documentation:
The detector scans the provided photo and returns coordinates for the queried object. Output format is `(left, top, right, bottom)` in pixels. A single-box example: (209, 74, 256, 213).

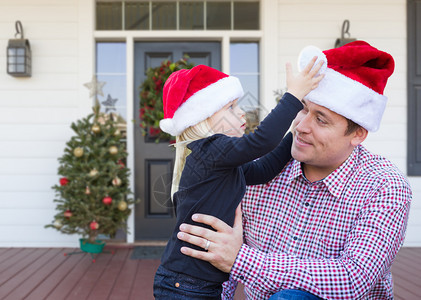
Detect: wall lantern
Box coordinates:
(334, 20, 356, 48)
(7, 21, 31, 77)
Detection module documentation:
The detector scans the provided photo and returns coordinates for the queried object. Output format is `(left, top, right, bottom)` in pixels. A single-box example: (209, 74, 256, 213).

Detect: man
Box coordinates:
(177, 41, 412, 299)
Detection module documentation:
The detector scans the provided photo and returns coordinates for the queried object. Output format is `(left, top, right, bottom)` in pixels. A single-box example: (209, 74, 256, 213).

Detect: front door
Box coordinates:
(134, 42, 221, 241)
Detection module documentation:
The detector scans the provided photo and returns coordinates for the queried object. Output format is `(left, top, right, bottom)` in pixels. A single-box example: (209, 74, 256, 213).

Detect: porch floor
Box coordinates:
(0, 246, 419, 299)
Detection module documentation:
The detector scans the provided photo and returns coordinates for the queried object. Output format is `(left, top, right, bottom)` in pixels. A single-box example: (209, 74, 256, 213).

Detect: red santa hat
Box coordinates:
(160, 65, 244, 136)
(297, 40, 395, 131)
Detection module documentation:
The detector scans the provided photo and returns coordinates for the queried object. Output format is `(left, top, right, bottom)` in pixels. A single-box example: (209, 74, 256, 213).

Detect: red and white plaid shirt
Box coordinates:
(223, 145, 411, 299)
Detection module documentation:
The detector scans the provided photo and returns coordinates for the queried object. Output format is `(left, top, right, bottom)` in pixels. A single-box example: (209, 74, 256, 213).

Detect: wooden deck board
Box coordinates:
(45, 249, 93, 300)
(108, 254, 140, 300)
(86, 248, 129, 300)
(2, 248, 63, 300)
(64, 249, 114, 299)
(0, 246, 418, 299)
(25, 249, 86, 300)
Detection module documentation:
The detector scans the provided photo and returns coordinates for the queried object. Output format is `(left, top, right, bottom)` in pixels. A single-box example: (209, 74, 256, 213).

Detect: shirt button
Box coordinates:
(239, 275, 245, 280)
(175, 282, 180, 288)
(293, 236, 298, 241)
(304, 202, 309, 207)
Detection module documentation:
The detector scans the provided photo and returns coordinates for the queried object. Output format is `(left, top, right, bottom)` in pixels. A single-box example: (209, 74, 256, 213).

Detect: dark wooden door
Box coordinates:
(134, 42, 221, 240)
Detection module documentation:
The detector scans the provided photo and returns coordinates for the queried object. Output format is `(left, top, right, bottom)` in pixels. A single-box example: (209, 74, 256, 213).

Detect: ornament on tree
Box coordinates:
(64, 210, 72, 219)
(91, 124, 101, 134)
(117, 200, 128, 211)
(109, 146, 118, 155)
(102, 196, 112, 205)
(85, 186, 91, 195)
(60, 177, 69, 186)
(54, 219, 63, 229)
(73, 147, 84, 157)
(90, 221, 99, 230)
(118, 160, 125, 169)
(112, 177, 122, 186)
(114, 129, 121, 136)
(89, 169, 98, 177)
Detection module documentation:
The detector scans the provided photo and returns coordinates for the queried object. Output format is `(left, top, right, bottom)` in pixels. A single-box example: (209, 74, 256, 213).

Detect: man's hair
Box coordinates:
(345, 118, 361, 135)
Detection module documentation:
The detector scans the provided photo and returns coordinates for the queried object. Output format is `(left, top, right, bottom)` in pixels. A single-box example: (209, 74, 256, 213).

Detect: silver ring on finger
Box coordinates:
(204, 239, 211, 251)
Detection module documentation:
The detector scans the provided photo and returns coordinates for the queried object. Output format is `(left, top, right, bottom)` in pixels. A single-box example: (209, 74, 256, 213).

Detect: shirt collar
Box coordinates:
(289, 146, 359, 198)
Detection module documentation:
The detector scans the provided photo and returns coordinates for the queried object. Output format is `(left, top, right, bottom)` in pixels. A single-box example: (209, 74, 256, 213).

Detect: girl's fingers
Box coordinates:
(302, 56, 318, 73)
(309, 60, 325, 77)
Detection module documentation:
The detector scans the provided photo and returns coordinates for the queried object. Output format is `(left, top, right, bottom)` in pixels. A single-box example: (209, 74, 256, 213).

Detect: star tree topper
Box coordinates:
(102, 94, 118, 113)
(84, 76, 106, 98)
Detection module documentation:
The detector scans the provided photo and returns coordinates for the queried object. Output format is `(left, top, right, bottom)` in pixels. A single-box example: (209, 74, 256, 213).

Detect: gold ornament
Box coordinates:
(85, 186, 91, 195)
(112, 177, 122, 186)
(109, 146, 118, 155)
(114, 129, 121, 136)
(89, 169, 98, 177)
(91, 124, 101, 134)
(53, 219, 63, 229)
(73, 147, 84, 157)
(117, 201, 128, 211)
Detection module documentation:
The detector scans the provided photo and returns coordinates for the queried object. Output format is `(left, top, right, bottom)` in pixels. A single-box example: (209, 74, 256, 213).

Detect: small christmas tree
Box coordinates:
(45, 102, 135, 244)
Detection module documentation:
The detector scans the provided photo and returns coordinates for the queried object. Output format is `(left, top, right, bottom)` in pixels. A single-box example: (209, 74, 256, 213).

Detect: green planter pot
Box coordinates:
(79, 238, 105, 254)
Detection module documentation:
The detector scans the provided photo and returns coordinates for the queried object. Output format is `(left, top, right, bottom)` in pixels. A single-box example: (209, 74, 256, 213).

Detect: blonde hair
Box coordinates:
(171, 120, 214, 199)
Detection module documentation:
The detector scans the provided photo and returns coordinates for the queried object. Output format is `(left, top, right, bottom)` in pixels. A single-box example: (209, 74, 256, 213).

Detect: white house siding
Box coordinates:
(0, 0, 419, 247)
(0, 0, 94, 247)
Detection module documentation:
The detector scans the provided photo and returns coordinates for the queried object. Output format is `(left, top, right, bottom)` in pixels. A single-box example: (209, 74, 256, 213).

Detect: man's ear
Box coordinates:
(351, 127, 368, 146)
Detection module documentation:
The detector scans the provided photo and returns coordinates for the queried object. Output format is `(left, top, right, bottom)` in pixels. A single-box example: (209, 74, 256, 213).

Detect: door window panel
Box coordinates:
(206, 2, 231, 30)
(152, 2, 177, 30)
(234, 2, 259, 30)
(96, 2, 122, 30)
(96, 1, 259, 30)
(180, 2, 204, 30)
(125, 2, 149, 30)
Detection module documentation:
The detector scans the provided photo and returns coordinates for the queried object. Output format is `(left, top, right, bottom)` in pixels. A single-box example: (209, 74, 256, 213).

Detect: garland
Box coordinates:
(139, 57, 194, 142)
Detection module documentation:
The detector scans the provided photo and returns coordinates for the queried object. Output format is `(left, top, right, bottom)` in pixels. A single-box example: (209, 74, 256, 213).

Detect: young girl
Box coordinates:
(154, 59, 323, 299)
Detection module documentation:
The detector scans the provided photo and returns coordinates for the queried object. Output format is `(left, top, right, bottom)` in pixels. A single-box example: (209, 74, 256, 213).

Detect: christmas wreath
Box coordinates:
(139, 57, 194, 142)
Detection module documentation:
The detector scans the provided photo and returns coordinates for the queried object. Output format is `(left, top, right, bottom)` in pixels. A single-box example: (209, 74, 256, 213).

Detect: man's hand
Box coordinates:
(177, 204, 243, 273)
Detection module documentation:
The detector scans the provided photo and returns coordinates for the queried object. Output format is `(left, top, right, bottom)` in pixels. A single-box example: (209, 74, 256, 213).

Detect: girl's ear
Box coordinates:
(350, 126, 368, 147)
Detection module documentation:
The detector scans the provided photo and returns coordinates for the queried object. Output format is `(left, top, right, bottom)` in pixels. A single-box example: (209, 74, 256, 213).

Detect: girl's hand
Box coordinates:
(286, 56, 325, 100)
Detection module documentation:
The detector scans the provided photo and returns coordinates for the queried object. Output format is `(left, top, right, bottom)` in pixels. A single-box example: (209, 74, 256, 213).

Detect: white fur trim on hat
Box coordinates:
(298, 45, 387, 132)
(160, 76, 244, 136)
(304, 68, 387, 132)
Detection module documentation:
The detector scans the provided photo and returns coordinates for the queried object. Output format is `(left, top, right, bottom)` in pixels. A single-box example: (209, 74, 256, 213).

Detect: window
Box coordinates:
(230, 42, 259, 111)
(95, 42, 127, 127)
(230, 42, 260, 131)
(96, 0, 260, 30)
(408, 0, 421, 174)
